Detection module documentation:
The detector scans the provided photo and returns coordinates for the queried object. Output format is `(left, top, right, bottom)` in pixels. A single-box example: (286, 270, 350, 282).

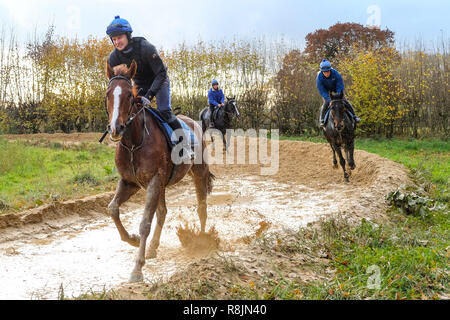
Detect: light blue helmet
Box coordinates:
(106, 16, 133, 38)
(320, 59, 332, 72)
(211, 80, 219, 86)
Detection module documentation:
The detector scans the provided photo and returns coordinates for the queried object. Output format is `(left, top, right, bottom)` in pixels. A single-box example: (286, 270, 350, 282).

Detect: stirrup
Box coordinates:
(179, 147, 194, 161)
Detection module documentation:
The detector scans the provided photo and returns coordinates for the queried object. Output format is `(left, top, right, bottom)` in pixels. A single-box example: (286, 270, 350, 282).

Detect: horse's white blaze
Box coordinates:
(110, 86, 122, 131)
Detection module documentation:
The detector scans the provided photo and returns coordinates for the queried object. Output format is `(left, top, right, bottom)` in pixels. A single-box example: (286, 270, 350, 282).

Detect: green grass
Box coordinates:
(0, 138, 117, 213)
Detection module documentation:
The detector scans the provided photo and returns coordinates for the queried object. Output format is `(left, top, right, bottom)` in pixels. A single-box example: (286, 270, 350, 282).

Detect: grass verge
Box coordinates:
(0, 138, 117, 214)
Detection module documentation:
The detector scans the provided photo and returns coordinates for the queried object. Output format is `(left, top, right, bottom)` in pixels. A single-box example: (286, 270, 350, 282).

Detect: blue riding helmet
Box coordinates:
(320, 59, 332, 72)
(211, 80, 219, 86)
(106, 16, 133, 38)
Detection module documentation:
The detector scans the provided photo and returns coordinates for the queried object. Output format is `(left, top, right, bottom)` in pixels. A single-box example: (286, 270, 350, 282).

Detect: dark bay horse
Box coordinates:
(322, 92, 356, 182)
(199, 97, 240, 150)
(105, 60, 215, 282)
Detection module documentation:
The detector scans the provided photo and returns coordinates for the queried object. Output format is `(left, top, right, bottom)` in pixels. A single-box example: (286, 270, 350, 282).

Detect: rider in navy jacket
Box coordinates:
(106, 15, 193, 160)
(316, 59, 360, 127)
(208, 80, 225, 128)
(316, 69, 345, 102)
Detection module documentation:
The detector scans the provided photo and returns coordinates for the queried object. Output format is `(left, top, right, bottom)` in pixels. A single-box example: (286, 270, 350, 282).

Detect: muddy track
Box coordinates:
(0, 135, 410, 299)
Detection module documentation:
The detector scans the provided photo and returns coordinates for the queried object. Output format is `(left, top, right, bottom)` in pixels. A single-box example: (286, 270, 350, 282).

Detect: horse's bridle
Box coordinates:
(224, 100, 239, 117)
(104, 75, 145, 129)
(328, 99, 348, 131)
(103, 75, 150, 189)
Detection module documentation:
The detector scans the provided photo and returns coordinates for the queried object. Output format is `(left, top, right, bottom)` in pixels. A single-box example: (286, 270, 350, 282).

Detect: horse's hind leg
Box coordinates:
(130, 175, 162, 283)
(192, 165, 212, 233)
(146, 192, 167, 259)
(108, 179, 141, 247)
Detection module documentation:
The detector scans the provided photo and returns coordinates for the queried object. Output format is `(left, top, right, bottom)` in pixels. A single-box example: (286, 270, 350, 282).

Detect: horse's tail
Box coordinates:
(207, 170, 215, 194)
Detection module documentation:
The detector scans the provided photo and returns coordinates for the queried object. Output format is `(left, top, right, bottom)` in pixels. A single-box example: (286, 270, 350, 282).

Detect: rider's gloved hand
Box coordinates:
(141, 96, 152, 106)
(140, 89, 155, 107)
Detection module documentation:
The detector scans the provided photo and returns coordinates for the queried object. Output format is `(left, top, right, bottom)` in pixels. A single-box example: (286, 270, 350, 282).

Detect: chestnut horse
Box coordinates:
(105, 60, 214, 282)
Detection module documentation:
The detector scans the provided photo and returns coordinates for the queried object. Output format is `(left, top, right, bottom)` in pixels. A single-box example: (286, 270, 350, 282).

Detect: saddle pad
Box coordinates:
(178, 118, 199, 147)
(145, 108, 198, 147)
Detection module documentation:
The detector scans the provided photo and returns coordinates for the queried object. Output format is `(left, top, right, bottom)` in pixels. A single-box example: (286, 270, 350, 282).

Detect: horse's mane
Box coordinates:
(113, 64, 130, 76)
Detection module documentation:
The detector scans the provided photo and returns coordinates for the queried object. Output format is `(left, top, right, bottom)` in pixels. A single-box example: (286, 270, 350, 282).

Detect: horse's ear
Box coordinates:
(106, 62, 114, 80)
(127, 60, 137, 79)
(233, 96, 236, 100)
(339, 91, 344, 99)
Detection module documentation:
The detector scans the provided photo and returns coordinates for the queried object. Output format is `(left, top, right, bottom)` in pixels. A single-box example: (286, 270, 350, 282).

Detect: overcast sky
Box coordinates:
(0, 0, 448, 49)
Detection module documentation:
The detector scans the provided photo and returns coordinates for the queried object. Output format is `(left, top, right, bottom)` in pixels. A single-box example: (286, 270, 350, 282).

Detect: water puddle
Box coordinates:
(0, 176, 344, 299)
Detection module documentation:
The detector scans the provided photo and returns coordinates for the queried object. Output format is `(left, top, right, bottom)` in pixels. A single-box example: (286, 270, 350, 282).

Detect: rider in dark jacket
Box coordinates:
(316, 59, 360, 128)
(106, 16, 193, 160)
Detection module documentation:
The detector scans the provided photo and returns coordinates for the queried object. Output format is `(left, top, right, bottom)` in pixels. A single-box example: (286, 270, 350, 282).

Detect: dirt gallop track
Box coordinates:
(0, 134, 410, 299)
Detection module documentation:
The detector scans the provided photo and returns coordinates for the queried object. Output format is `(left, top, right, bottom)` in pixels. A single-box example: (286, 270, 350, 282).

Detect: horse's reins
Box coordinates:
(102, 75, 150, 189)
(328, 99, 349, 132)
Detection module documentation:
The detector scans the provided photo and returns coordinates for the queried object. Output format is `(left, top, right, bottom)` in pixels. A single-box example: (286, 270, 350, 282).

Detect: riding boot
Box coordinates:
(319, 101, 329, 128)
(166, 115, 194, 161)
(344, 100, 361, 123)
(209, 104, 215, 128)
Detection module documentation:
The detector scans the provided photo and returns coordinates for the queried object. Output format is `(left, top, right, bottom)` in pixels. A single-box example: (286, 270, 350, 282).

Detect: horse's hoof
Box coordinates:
(345, 178, 350, 183)
(129, 234, 140, 248)
(129, 272, 144, 283)
(146, 249, 157, 259)
(333, 163, 338, 169)
(350, 164, 356, 170)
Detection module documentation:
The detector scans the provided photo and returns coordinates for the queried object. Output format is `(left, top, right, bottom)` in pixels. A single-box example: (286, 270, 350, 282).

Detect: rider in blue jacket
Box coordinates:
(207, 80, 225, 128)
(316, 59, 360, 127)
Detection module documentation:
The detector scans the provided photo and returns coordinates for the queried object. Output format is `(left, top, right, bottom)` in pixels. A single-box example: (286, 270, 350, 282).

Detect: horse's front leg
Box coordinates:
(108, 179, 140, 247)
(146, 192, 167, 259)
(334, 145, 349, 182)
(330, 143, 338, 169)
(222, 129, 230, 152)
(210, 134, 215, 150)
(347, 140, 356, 170)
(129, 174, 162, 283)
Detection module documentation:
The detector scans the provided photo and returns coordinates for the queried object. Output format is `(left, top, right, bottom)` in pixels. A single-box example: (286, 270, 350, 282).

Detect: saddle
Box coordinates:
(207, 106, 220, 124)
(145, 107, 198, 149)
(145, 107, 198, 186)
(212, 107, 221, 121)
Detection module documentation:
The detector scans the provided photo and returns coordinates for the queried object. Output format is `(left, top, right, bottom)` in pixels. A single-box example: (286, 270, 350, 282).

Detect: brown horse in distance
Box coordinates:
(105, 60, 214, 282)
